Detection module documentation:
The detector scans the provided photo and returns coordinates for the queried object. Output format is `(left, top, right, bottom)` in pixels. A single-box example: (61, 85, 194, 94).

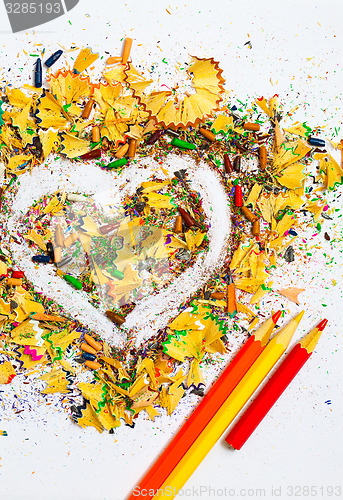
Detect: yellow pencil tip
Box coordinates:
(271, 311, 305, 349)
(300, 324, 325, 353)
(293, 310, 305, 325)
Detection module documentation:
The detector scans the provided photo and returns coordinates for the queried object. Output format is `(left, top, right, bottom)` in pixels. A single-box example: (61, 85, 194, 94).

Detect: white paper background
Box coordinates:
(0, 1, 343, 499)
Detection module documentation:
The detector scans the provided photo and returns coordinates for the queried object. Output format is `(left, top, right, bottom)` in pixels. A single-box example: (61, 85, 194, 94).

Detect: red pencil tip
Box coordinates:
(272, 310, 282, 324)
(317, 319, 328, 331)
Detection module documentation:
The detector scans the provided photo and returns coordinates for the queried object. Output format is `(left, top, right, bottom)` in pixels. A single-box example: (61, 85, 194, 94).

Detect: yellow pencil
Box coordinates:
(153, 311, 304, 499)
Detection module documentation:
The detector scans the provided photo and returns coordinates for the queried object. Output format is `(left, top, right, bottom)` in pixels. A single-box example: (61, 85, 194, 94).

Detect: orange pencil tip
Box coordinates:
(272, 310, 282, 324)
(317, 319, 328, 331)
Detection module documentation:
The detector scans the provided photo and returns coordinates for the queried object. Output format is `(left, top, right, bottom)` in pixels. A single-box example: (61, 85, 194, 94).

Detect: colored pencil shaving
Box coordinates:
(152, 312, 304, 499)
(199, 128, 216, 142)
(226, 273, 237, 316)
(128, 312, 281, 500)
(122, 37, 133, 65)
(115, 143, 129, 158)
(0, 38, 340, 443)
(225, 319, 327, 449)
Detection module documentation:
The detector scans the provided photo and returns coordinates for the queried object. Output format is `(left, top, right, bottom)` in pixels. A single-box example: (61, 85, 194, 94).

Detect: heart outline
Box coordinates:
(7, 154, 231, 348)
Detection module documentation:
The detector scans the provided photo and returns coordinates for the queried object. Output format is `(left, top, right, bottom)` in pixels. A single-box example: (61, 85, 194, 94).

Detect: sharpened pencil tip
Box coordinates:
(293, 310, 305, 325)
(317, 319, 328, 331)
(272, 310, 305, 348)
(271, 310, 282, 324)
(300, 322, 326, 352)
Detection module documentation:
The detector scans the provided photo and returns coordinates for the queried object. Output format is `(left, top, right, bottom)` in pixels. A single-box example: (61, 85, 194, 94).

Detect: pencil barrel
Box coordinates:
(225, 344, 310, 449)
(128, 335, 264, 500)
(156, 342, 287, 498)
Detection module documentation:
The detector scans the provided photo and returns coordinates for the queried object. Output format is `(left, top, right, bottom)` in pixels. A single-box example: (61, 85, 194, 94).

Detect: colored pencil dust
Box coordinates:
(0, 38, 339, 477)
(153, 312, 304, 499)
(225, 319, 328, 449)
(128, 313, 281, 500)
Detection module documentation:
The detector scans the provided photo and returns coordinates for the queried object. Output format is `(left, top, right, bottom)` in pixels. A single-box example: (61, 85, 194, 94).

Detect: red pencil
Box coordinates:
(128, 311, 281, 500)
(225, 319, 327, 450)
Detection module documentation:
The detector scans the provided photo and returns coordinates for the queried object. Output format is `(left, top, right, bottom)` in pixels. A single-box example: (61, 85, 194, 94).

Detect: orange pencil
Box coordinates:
(122, 38, 133, 65)
(128, 312, 281, 500)
(153, 312, 304, 498)
(226, 273, 237, 316)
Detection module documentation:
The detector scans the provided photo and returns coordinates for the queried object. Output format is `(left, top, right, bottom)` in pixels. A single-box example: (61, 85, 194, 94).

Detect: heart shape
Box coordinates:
(6, 154, 231, 348)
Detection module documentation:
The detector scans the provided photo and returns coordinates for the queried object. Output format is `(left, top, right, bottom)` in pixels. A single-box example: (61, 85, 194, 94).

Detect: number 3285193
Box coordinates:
(5, 3, 62, 14)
